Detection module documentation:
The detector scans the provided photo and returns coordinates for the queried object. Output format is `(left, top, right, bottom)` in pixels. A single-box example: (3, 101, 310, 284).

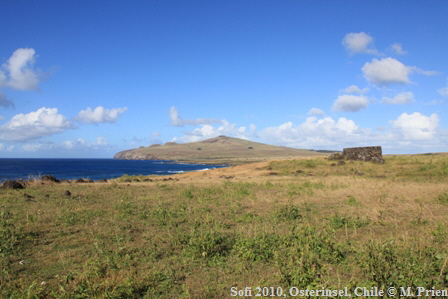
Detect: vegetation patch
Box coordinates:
(1, 154, 448, 298)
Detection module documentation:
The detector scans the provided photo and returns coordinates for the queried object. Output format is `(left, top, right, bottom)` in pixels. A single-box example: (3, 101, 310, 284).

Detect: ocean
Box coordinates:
(0, 158, 227, 181)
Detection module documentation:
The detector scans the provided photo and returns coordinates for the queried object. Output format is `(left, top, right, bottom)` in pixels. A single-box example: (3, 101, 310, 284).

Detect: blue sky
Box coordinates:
(1, 0, 447, 158)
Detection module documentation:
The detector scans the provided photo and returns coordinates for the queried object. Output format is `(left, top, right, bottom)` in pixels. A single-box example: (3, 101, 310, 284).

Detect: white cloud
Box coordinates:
(362, 57, 412, 85)
(0, 107, 73, 141)
(258, 112, 445, 151)
(62, 136, 109, 149)
(308, 108, 325, 116)
(390, 112, 439, 140)
(95, 136, 108, 146)
(0, 48, 43, 107)
(169, 106, 224, 127)
(342, 32, 381, 55)
(177, 120, 256, 143)
(389, 43, 407, 55)
(21, 137, 111, 153)
(332, 95, 369, 112)
(381, 92, 414, 105)
(0, 143, 14, 152)
(259, 116, 362, 147)
(0, 48, 41, 91)
(340, 85, 369, 94)
(75, 106, 128, 124)
(362, 57, 438, 86)
(22, 143, 53, 152)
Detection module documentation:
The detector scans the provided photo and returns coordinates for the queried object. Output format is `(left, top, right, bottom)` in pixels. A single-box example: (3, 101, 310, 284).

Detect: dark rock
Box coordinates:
(122, 179, 131, 182)
(330, 146, 385, 163)
(87, 179, 94, 183)
(295, 170, 304, 173)
(97, 178, 108, 183)
(41, 174, 60, 183)
(2, 180, 25, 189)
(338, 160, 346, 165)
(268, 172, 278, 176)
(64, 190, 72, 197)
(330, 163, 336, 166)
(342, 146, 384, 163)
(44, 194, 50, 199)
(143, 178, 152, 182)
(76, 178, 85, 183)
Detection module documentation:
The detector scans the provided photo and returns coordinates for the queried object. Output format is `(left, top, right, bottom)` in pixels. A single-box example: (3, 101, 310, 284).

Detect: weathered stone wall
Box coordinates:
(342, 146, 384, 163)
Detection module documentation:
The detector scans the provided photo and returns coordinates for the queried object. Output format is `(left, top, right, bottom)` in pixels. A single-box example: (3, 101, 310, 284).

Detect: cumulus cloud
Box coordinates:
(308, 108, 325, 116)
(362, 57, 412, 85)
(0, 48, 41, 90)
(390, 112, 439, 140)
(62, 136, 109, 149)
(74, 106, 128, 124)
(381, 92, 414, 105)
(0, 107, 73, 141)
(259, 116, 362, 147)
(169, 106, 224, 127)
(21, 137, 111, 153)
(362, 57, 438, 86)
(342, 32, 382, 55)
(389, 43, 407, 55)
(340, 85, 369, 94)
(0, 48, 43, 107)
(332, 95, 369, 112)
(257, 112, 445, 151)
(176, 120, 256, 143)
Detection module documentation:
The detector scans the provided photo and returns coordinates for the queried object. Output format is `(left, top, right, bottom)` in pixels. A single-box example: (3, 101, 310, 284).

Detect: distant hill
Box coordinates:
(114, 136, 328, 164)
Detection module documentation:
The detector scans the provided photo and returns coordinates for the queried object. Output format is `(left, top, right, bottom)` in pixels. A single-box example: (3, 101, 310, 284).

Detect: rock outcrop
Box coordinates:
(2, 180, 25, 189)
(330, 146, 384, 163)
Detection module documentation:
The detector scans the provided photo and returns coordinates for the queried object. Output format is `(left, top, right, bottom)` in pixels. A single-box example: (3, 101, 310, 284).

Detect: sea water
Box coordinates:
(0, 158, 227, 181)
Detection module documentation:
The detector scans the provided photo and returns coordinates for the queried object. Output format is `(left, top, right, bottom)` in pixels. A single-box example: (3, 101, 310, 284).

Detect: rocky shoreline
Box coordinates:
(1, 174, 184, 190)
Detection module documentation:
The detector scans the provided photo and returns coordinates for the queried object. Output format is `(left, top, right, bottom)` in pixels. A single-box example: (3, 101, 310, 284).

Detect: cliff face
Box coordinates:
(113, 149, 158, 160)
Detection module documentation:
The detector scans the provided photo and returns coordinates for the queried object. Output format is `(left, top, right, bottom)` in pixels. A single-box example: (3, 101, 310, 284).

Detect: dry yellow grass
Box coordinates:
(1, 154, 448, 298)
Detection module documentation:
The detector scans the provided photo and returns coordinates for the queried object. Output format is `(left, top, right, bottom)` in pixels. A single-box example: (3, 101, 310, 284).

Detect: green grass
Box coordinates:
(1, 154, 448, 298)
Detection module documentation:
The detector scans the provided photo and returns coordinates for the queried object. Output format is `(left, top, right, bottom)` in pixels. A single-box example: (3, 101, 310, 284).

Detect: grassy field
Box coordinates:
(1, 154, 448, 298)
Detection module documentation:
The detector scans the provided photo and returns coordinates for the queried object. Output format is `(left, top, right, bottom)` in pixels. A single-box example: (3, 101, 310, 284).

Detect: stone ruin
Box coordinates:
(330, 146, 385, 164)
